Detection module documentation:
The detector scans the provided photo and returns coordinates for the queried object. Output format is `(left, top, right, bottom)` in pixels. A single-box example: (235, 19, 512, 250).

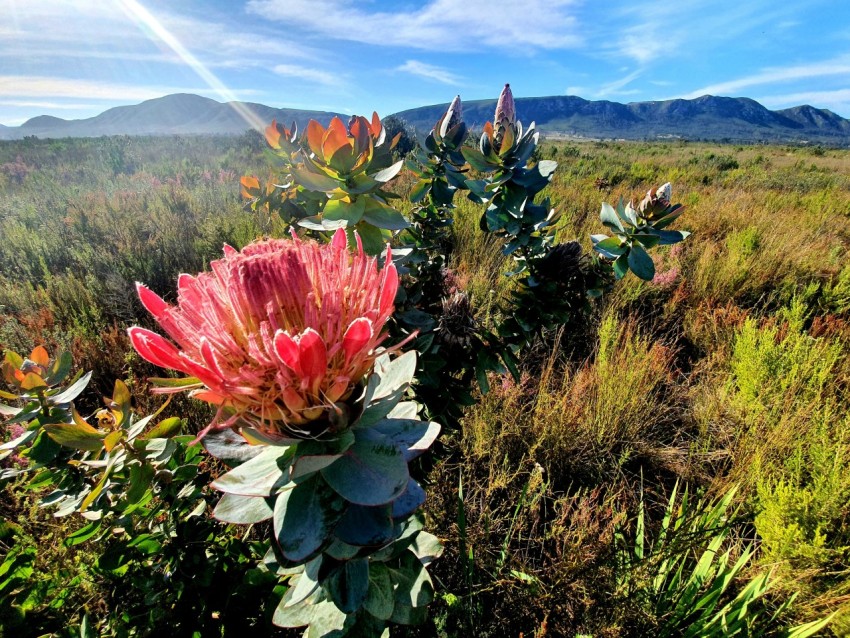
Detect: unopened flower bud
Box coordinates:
(493, 84, 516, 152)
(536, 241, 585, 283)
(439, 95, 463, 139)
(639, 182, 673, 218)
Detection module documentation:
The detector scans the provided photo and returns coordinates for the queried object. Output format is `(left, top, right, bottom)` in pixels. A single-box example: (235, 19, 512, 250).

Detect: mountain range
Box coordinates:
(2, 92, 849, 145)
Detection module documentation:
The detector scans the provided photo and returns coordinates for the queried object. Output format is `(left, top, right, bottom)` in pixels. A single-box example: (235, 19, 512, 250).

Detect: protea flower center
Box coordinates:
(128, 229, 400, 439)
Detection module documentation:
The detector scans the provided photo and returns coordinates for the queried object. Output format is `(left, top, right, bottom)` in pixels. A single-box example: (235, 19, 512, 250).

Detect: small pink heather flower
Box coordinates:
(493, 83, 516, 152)
(128, 229, 401, 439)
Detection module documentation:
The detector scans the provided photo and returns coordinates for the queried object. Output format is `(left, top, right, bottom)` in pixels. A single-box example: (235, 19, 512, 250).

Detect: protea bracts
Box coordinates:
(128, 228, 402, 439)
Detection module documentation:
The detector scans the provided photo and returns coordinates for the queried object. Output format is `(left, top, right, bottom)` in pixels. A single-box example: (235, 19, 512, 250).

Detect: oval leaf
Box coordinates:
(210, 446, 293, 496)
(627, 243, 656, 281)
(322, 429, 409, 506)
(213, 492, 274, 524)
(274, 474, 344, 561)
(43, 422, 103, 452)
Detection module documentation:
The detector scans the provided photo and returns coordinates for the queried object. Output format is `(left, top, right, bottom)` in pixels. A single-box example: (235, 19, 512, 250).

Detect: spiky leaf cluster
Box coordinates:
(463, 122, 559, 272)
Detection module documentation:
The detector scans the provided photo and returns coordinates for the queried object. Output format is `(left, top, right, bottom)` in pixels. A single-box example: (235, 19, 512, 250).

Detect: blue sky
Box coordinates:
(1, 0, 849, 127)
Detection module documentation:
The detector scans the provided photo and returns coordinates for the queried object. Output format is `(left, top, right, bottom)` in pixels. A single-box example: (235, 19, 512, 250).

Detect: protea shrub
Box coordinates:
(128, 229, 442, 636)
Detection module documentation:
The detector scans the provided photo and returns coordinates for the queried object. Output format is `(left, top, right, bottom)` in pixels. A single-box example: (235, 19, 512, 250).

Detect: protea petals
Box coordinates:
(136, 283, 168, 319)
(128, 327, 188, 373)
(342, 318, 373, 365)
(129, 232, 402, 438)
(438, 95, 463, 139)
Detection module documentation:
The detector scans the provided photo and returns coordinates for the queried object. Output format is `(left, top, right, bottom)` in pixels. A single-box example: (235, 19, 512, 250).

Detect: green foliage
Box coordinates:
(207, 352, 442, 636)
(242, 114, 407, 253)
(616, 482, 832, 637)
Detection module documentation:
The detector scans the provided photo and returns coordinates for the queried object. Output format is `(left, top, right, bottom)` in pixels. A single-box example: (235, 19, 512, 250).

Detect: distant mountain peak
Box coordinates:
(0, 95, 344, 140)
(393, 94, 850, 145)
(0, 92, 848, 145)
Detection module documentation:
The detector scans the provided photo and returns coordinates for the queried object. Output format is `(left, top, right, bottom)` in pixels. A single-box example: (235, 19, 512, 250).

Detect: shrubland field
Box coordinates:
(1, 132, 849, 637)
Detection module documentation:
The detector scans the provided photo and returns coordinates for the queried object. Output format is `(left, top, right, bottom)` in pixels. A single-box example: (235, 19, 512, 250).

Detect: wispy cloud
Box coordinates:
(564, 70, 641, 100)
(0, 0, 316, 69)
(247, 0, 583, 51)
(595, 70, 642, 97)
(0, 100, 104, 110)
(757, 89, 850, 112)
(607, 0, 798, 65)
(396, 60, 462, 86)
(0, 76, 256, 102)
(682, 59, 850, 98)
(272, 64, 338, 86)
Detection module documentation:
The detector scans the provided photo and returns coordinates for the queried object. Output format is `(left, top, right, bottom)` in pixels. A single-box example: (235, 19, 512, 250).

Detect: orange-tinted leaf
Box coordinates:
(483, 121, 494, 139)
(30, 346, 50, 367)
(73, 407, 92, 429)
(104, 430, 124, 452)
(240, 175, 260, 198)
(306, 120, 326, 158)
(20, 372, 46, 391)
(349, 116, 370, 156)
(390, 132, 401, 151)
(2, 361, 18, 386)
(265, 120, 282, 149)
(322, 117, 350, 161)
(110, 379, 131, 426)
(370, 112, 382, 137)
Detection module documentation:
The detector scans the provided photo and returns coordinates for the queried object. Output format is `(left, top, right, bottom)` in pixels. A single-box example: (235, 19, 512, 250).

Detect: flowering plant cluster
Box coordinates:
(1, 83, 692, 637)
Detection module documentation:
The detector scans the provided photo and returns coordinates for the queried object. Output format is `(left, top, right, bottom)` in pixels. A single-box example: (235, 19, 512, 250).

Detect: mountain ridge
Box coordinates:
(1, 92, 848, 145)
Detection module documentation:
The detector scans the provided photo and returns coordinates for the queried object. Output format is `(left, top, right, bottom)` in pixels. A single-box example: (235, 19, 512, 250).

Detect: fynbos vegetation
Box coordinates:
(1, 86, 849, 637)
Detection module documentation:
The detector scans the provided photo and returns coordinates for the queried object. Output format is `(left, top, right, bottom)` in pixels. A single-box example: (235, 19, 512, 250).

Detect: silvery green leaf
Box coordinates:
(213, 493, 274, 524)
(274, 474, 344, 562)
(210, 446, 293, 497)
(322, 428, 409, 506)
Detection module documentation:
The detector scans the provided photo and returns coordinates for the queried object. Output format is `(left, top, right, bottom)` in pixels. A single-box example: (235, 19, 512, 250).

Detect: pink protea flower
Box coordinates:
(128, 229, 401, 439)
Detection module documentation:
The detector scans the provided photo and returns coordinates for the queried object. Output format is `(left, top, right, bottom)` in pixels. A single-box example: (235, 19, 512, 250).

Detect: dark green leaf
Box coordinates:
(291, 165, 340, 192)
(364, 563, 394, 620)
(327, 558, 369, 613)
(392, 479, 426, 519)
(461, 147, 497, 173)
(628, 244, 656, 281)
(334, 504, 394, 546)
(613, 253, 630, 280)
(362, 199, 410, 230)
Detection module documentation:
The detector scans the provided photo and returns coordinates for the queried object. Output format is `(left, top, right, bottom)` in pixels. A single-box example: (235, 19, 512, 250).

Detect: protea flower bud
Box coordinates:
(437, 292, 477, 349)
(493, 83, 516, 152)
(639, 182, 672, 218)
(438, 95, 463, 139)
